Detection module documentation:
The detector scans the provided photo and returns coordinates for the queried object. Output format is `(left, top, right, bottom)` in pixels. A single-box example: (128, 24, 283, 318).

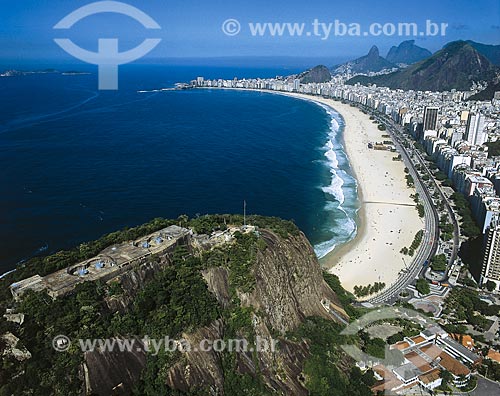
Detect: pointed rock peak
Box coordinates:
(368, 45, 379, 57)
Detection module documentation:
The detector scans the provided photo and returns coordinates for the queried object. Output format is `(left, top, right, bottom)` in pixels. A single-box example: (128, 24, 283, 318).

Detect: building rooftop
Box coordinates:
(487, 349, 500, 364)
(451, 334, 475, 350)
(410, 335, 427, 345)
(404, 351, 433, 373)
(420, 344, 445, 361)
(10, 225, 191, 299)
(394, 362, 422, 382)
(392, 341, 410, 351)
(467, 175, 493, 184)
(438, 351, 470, 377)
(438, 335, 480, 363)
(419, 368, 441, 385)
(371, 364, 403, 393)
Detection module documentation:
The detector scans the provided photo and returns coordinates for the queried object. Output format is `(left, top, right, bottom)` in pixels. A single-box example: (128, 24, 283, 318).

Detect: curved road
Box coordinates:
(409, 137, 460, 271)
(355, 106, 440, 305)
(375, 111, 460, 274)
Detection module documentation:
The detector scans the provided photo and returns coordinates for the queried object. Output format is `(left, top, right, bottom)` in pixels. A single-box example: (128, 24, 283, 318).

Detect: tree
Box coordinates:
(430, 254, 447, 272)
(416, 279, 430, 295)
(485, 280, 497, 292)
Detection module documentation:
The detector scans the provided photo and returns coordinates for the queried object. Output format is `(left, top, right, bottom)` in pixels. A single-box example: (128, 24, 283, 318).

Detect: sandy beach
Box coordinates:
(272, 92, 423, 298)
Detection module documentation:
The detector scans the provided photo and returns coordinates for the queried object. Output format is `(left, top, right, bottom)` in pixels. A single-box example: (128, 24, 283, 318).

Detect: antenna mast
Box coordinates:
(243, 200, 246, 227)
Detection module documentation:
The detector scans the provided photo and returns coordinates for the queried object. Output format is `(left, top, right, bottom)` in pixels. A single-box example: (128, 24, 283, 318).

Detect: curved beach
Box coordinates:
(272, 92, 423, 296)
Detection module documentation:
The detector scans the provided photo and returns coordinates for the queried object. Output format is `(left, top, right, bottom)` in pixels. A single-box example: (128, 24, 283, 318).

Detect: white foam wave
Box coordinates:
(314, 214, 357, 258)
(313, 103, 358, 259)
(322, 170, 345, 205)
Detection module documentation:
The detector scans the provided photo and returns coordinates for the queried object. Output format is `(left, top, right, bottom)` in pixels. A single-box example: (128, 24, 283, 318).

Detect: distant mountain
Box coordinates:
(347, 41, 499, 92)
(466, 41, 500, 66)
(386, 40, 432, 65)
(298, 64, 332, 83)
(332, 45, 396, 74)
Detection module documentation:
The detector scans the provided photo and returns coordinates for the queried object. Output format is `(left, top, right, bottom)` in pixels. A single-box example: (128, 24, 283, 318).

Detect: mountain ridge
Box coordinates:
(346, 40, 499, 91)
(332, 45, 396, 74)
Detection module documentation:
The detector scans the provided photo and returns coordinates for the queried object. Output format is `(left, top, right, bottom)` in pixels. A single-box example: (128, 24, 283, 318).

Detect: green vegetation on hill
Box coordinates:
(0, 245, 221, 395)
(298, 65, 332, 84)
(468, 80, 500, 101)
(347, 41, 498, 92)
(288, 317, 373, 396)
(0, 215, 369, 396)
(323, 273, 370, 321)
(0, 214, 300, 310)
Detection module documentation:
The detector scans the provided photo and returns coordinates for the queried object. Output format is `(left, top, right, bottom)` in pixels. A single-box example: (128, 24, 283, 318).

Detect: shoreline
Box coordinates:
(293, 95, 422, 297)
(216, 88, 422, 297)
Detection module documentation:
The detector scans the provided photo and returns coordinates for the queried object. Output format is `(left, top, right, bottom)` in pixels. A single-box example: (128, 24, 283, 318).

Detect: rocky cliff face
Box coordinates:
(248, 229, 347, 334)
(83, 227, 349, 395)
(83, 340, 147, 396)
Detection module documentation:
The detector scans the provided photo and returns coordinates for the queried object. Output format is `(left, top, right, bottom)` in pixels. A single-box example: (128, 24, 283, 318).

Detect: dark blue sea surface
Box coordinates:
(0, 64, 358, 272)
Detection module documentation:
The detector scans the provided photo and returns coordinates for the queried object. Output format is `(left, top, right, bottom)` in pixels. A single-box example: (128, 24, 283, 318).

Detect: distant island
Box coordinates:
(0, 69, 90, 77)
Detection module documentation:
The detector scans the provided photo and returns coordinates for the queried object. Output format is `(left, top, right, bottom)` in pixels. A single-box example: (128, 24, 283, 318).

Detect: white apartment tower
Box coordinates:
(466, 113, 487, 146)
(481, 216, 500, 291)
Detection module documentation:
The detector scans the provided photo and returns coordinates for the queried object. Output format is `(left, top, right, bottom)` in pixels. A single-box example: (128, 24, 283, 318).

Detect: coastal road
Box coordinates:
(378, 111, 460, 276)
(361, 108, 439, 305)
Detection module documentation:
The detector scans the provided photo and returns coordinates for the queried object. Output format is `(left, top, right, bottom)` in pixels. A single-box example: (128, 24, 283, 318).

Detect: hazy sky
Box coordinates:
(1, 0, 499, 64)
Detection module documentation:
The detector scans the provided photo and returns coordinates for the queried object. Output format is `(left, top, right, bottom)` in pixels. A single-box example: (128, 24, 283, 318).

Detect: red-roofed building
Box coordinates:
(487, 349, 500, 364)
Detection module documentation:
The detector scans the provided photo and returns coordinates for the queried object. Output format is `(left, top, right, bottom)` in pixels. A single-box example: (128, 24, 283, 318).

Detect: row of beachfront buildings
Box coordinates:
(193, 75, 500, 291)
(325, 84, 500, 292)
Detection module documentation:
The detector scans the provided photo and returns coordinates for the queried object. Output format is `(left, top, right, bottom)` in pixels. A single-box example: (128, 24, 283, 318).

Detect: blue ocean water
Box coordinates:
(0, 64, 358, 273)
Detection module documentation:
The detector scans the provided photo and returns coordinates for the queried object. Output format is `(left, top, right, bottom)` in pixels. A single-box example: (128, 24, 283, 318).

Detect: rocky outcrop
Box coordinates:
(1, 332, 31, 361)
(238, 313, 310, 395)
(249, 229, 348, 334)
(201, 267, 231, 308)
(164, 229, 348, 395)
(83, 338, 147, 396)
(166, 319, 225, 393)
(84, 226, 348, 395)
